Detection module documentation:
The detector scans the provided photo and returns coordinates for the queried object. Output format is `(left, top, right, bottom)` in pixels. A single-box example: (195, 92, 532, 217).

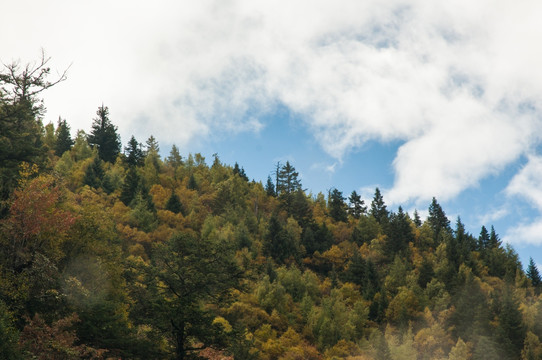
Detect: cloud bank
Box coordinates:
(4, 0, 542, 211)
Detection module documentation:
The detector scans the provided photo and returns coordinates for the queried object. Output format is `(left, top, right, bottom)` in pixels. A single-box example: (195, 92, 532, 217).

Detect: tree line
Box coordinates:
(2, 55, 542, 360)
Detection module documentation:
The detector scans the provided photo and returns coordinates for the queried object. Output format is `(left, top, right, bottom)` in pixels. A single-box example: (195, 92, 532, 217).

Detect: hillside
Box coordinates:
(1, 59, 542, 360)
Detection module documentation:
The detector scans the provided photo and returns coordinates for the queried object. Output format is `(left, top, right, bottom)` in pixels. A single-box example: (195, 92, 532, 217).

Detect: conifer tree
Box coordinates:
(428, 197, 451, 241)
(187, 173, 198, 190)
(328, 188, 348, 222)
(120, 167, 140, 206)
(412, 209, 422, 227)
(165, 191, 184, 215)
(348, 190, 366, 219)
(145, 135, 159, 154)
(265, 176, 276, 197)
(527, 258, 542, 289)
(83, 154, 104, 189)
(233, 162, 249, 181)
(370, 187, 388, 224)
(124, 135, 144, 167)
(276, 161, 302, 213)
(54, 117, 73, 156)
(87, 105, 121, 163)
(386, 206, 413, 256)
(478, 225, 490, 250)
(488, 226, 501, 249)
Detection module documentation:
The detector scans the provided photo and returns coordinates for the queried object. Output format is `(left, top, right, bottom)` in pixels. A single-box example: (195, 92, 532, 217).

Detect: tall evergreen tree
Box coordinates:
(276, 161, 302, 213)
(145, 134, 160, 155)
(265, 176, 276, 197)
(87, 104, 121, 163)
(233, 162, 248, 181)
(54, 117, 73, 156)
(527, 258, 542, 289)
(412, 209, 422, 227)
(488, 226, 501, 249)
(478, 225, 490, 251)
(165, 191, 184, 215)
(120, 167, 140, 206)
(328, 188, 348, 222)
(386, 206, 414, 256)
(83, 154, 105, 189)
(124, 135, 144, 167)
(348, 190, 366, 219)
(427, 197, 451, 242)
(370, 187, 388, 224)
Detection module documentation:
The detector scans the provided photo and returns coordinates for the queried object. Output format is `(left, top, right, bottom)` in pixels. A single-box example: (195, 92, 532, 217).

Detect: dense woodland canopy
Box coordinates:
(2, 56, 542, 360)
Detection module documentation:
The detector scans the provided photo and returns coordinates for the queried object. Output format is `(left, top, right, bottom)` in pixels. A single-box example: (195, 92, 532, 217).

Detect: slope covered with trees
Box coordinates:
(2, 57, 542, 360)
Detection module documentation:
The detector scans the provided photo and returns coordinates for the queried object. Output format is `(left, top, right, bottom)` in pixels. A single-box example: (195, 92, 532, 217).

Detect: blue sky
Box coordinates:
(3, 0, 542, 268)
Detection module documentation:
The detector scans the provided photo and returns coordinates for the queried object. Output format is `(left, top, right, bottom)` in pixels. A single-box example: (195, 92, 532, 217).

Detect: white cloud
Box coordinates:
(506, 155, 542, 210)
(504, 219, 542, 246)
(4, 0, 542, 204)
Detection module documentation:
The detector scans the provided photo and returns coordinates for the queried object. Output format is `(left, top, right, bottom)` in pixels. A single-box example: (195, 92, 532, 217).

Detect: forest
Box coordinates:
(2, 57, 542, 360)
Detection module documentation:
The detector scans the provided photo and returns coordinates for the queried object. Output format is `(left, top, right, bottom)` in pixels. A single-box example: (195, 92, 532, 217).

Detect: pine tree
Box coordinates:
(328, 188, 347, 222)
(478, 225, 490, 251)
(120, 167, 140, 206)
(87, 105, 121, 163)
(124, 135, 144, 167)
(165, 191, 184, 215)
(343, 250, 366, 286)
(488, 226, 501, 249)
(348, 190, 366, 219)
(413, 209, 422, 227)
(54, 117, 73, 156)
(83, 154, 104, 189)
(370, 187, 388, 224)
(527, 258, 542, 289)
(187, 173, 198, 190)
(386, 206, 414, 256)
(265, 176, 276, 197)
(233, 162, 248, 181)
(428, 197, 451, 242)
(145, 135, 159, 155)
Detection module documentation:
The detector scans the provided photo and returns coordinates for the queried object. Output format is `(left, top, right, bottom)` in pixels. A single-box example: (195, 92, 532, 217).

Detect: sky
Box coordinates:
(3, 0, 542, 267)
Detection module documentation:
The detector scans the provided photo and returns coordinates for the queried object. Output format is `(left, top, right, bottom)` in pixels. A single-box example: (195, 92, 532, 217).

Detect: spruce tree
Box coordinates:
(187, 173, 198, 190)
(124, 135, 144, 167)
(348, 190, 366, 219)
(120, 167, 140, 206)
(165, 191, 184, 215)
(265, 176, 276, 197)
(328, 188, 347, 222)
(428, 197, 451, 242)
(87, 104, 121, 163)
(478, 225, 490, 251)
(233, 162, 249, 181)
(54, 117, 73, 156)
(527, 258, 542, 289)
(370, 187, 388, 224)
(83, 154, 104, 189)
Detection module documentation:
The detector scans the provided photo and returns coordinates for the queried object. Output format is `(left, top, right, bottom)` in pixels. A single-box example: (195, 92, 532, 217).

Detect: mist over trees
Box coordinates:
(2, 55, 542, 360)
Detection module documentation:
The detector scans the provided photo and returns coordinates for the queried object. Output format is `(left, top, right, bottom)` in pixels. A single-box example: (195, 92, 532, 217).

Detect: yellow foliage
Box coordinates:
(212, 316, 233, 333)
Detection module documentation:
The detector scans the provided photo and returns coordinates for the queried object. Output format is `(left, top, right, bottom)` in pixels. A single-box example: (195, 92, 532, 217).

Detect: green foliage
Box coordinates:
(428, 197, 451, 242)
(527, 258, 542, 290)
(348, 190, 366, 219)
(1, 87, 541, 359)
(328, 188, 347, 222)
(124, 135, 144, 167)
(370, 187, 388, 224)
(165, 191, 184, 215)
(147, 232, 241, 359)
(87, 105, 121, 163)
(54, 118, 73, 156)
(0, 300, 21, 360)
